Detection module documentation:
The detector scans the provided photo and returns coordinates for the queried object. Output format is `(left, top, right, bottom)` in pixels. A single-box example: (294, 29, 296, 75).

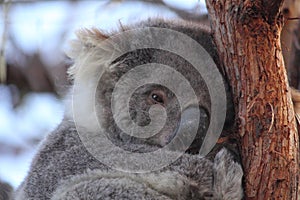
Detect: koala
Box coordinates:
(14, 19, 243, 200)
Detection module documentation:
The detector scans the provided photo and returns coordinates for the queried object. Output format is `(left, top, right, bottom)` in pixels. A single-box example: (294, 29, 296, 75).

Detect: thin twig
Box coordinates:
(0, 0, 11, 83)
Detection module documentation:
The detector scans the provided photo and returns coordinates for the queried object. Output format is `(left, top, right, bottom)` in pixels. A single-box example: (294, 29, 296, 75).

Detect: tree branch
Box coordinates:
(205, 0, 299, 199)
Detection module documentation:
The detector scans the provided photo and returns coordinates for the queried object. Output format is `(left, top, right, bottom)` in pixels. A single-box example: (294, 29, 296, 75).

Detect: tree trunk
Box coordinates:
(205, 0, 299, 199)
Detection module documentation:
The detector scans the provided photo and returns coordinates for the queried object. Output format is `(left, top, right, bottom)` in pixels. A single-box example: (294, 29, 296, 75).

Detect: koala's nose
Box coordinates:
(179, 106, 200, 133)
(165, 106, 200, 151)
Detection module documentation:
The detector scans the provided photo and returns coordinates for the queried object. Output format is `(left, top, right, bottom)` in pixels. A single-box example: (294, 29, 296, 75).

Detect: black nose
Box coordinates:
(166, 106, 202, 152)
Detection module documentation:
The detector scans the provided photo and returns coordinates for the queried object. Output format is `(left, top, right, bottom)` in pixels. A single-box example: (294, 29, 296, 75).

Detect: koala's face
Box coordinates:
(67, 21, 229, 155)
(96, 49, 211, 154)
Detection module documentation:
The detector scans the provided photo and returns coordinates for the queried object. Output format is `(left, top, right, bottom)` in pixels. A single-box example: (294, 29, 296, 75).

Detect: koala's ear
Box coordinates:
(66, 28, 109, 79)
(67, 28, 109, 59)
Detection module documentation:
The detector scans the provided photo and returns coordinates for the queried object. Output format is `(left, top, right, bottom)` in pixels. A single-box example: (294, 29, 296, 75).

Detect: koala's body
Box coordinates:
(15, 19, 243, 200)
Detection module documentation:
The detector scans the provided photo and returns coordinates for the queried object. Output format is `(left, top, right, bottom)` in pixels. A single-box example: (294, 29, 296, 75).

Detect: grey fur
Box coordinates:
(15, 19, 243, 200)
(0, 181, 13, 200)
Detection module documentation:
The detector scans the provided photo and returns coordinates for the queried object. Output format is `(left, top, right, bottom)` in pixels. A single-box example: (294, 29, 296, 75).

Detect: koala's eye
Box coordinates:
(282, 8, 289, 15)
(149, 90, 166, 105)
(152, 93, 164, 103)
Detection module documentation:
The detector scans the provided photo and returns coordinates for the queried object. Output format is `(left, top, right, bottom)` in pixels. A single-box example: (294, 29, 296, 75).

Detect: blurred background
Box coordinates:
(0, 0, 299, 189)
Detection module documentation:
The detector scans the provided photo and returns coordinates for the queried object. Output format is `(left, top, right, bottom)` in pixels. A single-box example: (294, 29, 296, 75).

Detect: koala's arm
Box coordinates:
(14, 120, 108, 200)
(51, 171, 175, 200)
(50, 148, 243, 200)
(14, 120, 243, 200)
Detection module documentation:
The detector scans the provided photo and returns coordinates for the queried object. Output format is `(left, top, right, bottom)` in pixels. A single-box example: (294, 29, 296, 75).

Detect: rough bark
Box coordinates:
(205, 0, 299, 199)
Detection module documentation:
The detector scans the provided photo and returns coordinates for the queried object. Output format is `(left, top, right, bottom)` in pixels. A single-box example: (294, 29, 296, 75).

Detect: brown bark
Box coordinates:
(205, 0, 299, 199)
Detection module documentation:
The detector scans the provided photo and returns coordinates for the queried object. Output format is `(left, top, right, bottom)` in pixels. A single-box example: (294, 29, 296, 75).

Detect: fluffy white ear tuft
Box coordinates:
(67, 28, 109, 59)
(64, 28, 113, 124)
(66, 28, 109, 79)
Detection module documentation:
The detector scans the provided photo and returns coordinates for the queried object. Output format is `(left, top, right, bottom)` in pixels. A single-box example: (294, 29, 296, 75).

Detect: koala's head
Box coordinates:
(66, 19, 233, 154)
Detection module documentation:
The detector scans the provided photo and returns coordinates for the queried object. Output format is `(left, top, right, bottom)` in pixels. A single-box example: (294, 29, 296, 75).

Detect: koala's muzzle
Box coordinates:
(166, 106, 209, 154)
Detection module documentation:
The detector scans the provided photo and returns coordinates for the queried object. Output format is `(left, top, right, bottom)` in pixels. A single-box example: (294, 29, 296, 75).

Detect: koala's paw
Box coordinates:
(213, 148, 243, 200)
